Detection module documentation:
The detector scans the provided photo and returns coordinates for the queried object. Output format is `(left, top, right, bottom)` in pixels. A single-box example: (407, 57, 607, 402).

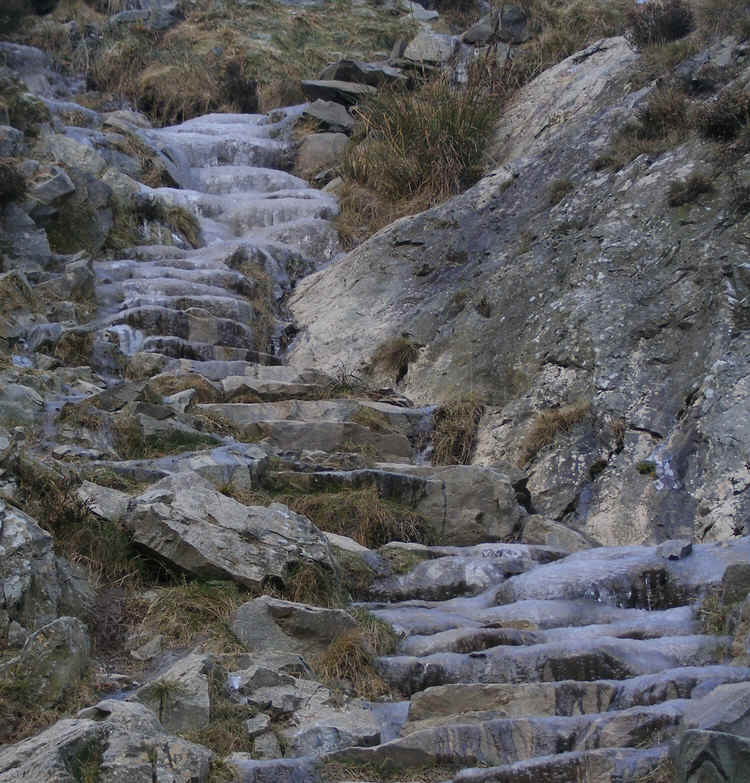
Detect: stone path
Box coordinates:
(5, 101, 750, 783)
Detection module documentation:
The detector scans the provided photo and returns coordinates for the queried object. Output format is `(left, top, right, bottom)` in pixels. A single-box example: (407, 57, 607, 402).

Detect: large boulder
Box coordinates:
(231, 596, 358, 656)
(122, 472, 335, 588)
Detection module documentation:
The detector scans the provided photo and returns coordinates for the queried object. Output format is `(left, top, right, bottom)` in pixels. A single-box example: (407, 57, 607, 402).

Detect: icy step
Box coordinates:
(451, 745, 669, 783)
(369, 597, 708, 638)
(96, 263, 256, 296)
(190, 165, 309, 194)
(398, 606, 699, 657)
(139, 337, 275, 363)
(404, 665, 750, 730)
(494, 538, 750, 610)
(165, 360, 325, 383)
(376, 634, 728, 695)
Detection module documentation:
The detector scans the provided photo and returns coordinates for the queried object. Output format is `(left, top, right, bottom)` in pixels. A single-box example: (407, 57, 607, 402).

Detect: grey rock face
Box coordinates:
(288, 36, 749, 546)
(0, 699, 213, 783)
(303, 100, 355, 134)
(300, 80, 377, 106)
(123, 471, 334, 587)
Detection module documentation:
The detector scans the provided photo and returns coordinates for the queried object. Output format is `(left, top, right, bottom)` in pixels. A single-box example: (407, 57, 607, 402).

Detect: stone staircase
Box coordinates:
(10, 105, 750, 783)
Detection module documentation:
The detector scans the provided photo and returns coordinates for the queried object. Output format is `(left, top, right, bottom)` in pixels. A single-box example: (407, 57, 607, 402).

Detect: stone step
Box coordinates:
(494, 538, 750, 610)
(376, 634, 728, 696)
(369, 597, 698, 639)
(149, 187, 337, 232)
(106, 305, 258, 350)
(139, 336, 277, 363)
(403, 665, 750, 733)
(450, 745, 669, 783)
(96, 265, 256, 298)
(327, 700, 687, 770)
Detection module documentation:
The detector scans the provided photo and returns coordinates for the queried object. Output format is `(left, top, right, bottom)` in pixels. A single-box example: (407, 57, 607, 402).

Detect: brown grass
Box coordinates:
(596, 85, 691, 169)
(134, 580, 248, 651)
(312, 629, 390, 699)
(626, 0, 694, 48)
(694, 86, 750, 142)
(667, 171, 714, 205)
(547, 177, 574, 206)
(518, 399, 591, 465)
(369, 336, 421, 383)
(0, 158, 27, 205)
(431, 398, 484, 465)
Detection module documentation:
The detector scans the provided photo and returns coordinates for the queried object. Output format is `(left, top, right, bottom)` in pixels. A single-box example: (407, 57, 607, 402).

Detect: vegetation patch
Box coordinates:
(667, 172, 714, 206)
(0, 660, 97, 745)
(596, 85, 690, 169)
(369, 336, 421, 384)
(518, 399, 591, 466)
(283, 560, 349, 608)
(185, 667, 255, 756)
(313, 629, 390, 699)
(0, 158, 27, 205)
(546, 177, 574, 206)
(283, 486, 434, 549)
(134, 580, 248, 651)
(694, 86, 750, 142)
(349, 607, 398, 656)
(112, 415, 218, 460)
(626, 0, 694, 47)
(431, 398, 484, 466)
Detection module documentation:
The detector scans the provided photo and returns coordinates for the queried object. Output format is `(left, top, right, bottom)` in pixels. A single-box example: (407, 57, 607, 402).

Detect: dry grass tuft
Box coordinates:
(0, 158, 27, 205)
(344, 73, 499, 206)
(313, 629, 390, 699)
(667, 171, 714, 205)
(431, 398, 484, 466)
(627, 0, 694, 47)
(518, 400, 591, 466)
(596, 85, 690, 169)
(284, 561, 347, 607)
(694, 86, 750, 142)
(369, 336, 421, 383)
(134, 580, 247, 651)
(287, 486, 434, 549)
(546, 177, 574, 206)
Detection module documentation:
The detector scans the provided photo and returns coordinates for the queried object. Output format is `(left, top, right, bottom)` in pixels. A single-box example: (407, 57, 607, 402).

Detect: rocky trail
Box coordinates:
(1, 18, 750, 783)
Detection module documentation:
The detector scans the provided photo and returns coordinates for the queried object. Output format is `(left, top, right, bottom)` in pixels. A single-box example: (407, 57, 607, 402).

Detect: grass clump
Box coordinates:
(185, 668, 255, 756)
(369, 336, 421, 384)
(112, 415, 217, 460)
(284, 561, 348, 607)
(626, 0, 694, 47)
(431, 398, 484, 466)
(349, 607, 398, 656)
(135, 580, 247, 651)
(287, 486, 434, 549)
(339, 73, 498, 242)
(694, 86, 750, 142)
(596, 85, 690, 169)
(518, 399, 591, 466)
(546, 177, 574, 206)
(0, 158, 27, 206)
(667, 171, 714, 205)
(313, 629, 390, 699)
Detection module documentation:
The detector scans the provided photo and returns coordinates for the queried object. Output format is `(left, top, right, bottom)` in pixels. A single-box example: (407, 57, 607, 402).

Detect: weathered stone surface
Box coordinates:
(296, 132, 349, 177)
(303, 100, 355, 133)
(123, 471, 334, 587)
(318, 59, 406, 87)
(300, 80, 376, 106)
(403, 31, 458, 64)
(231, 596, 357, 655)
(0, 699, 213, 783)
(676, 729, 750, 783)
(134, 652, 213, 733)
(376, 463, 527, 544)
